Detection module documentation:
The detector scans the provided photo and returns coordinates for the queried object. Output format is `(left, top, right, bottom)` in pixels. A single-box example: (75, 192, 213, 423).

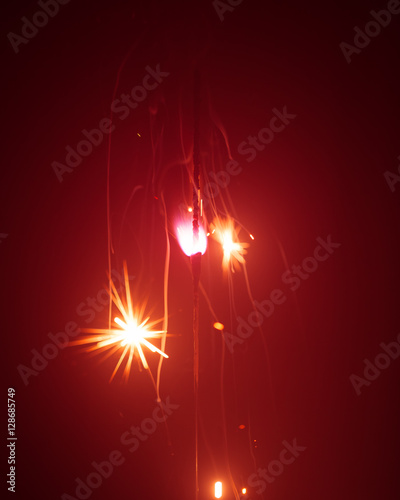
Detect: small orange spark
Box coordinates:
(213, 322, 224, 331)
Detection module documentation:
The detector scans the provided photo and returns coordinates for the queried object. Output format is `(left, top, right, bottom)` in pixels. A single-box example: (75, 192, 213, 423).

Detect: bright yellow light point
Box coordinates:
(242, 487, 247, 494)
(211, 217, 249, 271)
(214, 481, 222, 498)
(188, 207, 193, 212)
(70, 262, 168, 381)
(213, 322, 224, 331)
(137, 132, 141, 137)
(250, 234, 254, 240)
(222, 230, 241, 259)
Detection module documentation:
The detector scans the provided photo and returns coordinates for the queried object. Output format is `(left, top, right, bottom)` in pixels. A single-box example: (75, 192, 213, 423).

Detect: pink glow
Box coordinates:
(176, 220, 207, 256)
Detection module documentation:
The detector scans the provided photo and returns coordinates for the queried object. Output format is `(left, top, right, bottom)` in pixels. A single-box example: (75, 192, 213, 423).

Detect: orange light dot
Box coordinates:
(242, 488, 247, 495)
(188, 207, 193, 212)
(250, 234, 254, 240)
(238, 424, 245, 430)
(213, 322, 224, 331)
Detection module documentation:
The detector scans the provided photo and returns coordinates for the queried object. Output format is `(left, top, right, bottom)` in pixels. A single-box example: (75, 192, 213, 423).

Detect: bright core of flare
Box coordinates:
(211, 217, 249, 271)
(221, 230, 241, 260)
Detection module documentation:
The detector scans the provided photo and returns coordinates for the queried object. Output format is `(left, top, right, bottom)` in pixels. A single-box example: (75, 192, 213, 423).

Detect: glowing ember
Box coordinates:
(213, 322, 225, 331)
(176, 220, 207, 256)
(70, 262, 168, 381)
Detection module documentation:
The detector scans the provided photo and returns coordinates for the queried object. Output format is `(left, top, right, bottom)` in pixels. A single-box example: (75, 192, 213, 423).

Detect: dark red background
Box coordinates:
(2, 0, 400, 499)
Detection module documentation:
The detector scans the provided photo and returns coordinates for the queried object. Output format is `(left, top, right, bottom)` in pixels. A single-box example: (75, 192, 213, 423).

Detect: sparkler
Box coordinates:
(192, 69, 202, 500)
(175, 69, 203, 500)
(70, 263, 168, 381)
(176, 74, 255, 500)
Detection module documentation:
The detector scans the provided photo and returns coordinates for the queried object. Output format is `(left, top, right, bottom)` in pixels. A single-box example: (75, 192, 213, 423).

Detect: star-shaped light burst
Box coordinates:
(70, 263, 168, 381)
(210, 217, 250, 271)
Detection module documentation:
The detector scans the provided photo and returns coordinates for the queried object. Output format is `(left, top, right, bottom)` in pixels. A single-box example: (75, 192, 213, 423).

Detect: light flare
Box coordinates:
(70, 262, 168, 381)
(211, 217, 249, 271)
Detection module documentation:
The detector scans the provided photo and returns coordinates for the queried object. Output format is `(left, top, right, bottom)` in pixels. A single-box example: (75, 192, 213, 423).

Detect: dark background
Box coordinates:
(2, 0, 400, 499)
